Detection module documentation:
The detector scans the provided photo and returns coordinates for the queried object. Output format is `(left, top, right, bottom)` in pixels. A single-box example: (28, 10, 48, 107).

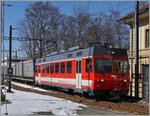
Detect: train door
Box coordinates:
(76, 59, 82, 89)
(37, 65, 41, 83)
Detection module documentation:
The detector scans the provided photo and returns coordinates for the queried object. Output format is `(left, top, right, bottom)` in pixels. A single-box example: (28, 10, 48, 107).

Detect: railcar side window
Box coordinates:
(55, 63, 59, 73)
(50, 64, 54, 73)
(94, 58, 112, 73)
(67, 62, 72, 73)
(86, 58, 92, 72)
(38, 66, 40, 73)
(42, 65, 46, 73)
(46, 64, 50, 73)
(61, 62, 65, 73)
(35, 66, 37, 72)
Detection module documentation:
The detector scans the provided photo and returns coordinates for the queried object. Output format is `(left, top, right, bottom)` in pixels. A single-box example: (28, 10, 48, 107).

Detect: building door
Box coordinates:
(143, 65, 149, 101)
(76, 59, 82, 89)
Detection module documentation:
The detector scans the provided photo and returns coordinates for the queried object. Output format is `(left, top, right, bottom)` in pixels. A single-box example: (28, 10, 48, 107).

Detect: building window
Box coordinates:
(67, 62, 72, 73)
(145, 29, 149, 48)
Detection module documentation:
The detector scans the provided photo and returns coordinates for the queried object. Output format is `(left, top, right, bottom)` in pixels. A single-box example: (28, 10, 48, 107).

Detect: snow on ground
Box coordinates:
(1, 89, 86, 115)
(11, 82, 49, 92)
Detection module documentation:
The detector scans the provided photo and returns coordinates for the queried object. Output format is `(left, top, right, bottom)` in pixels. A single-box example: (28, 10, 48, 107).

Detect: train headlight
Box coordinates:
(123, 79, 128, 83)
(100, 79, 105, 83)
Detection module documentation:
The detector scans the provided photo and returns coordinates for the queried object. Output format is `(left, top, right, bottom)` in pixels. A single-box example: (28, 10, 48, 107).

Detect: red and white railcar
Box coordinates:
(35, 45, 130, 98)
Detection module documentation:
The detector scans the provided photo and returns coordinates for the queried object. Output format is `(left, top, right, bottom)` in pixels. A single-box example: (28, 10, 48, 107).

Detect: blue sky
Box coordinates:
(3, 1, 135, 57)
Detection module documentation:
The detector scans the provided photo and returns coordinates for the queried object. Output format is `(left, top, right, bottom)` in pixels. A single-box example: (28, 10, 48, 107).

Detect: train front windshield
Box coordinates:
(94, 58, 129, 74)
(113, 60, 129, 74)
(94, 58, 112, 73)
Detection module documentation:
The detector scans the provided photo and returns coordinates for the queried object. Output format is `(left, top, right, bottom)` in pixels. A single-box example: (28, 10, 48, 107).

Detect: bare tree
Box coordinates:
(74, 7, 90, 48)
(87, 15, 105, 44)
(110, 9, 129, 48)
(18, 2, 61, 58)
(87, 10, 129, 48)
(18, 2, 129, 59)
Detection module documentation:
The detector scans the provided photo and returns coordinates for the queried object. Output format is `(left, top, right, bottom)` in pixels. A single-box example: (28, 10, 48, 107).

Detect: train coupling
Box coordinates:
(109, 90, 120, 99)
(109, 90, 129, 99)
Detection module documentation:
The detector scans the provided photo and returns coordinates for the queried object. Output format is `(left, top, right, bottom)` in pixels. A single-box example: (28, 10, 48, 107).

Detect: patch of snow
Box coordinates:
(12, 82, 49, 92)
(58, 110, 68, 115)
(1, 89, 86, 115)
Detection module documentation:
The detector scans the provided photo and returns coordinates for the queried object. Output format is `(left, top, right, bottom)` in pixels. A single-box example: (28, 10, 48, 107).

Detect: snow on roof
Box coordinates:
(1, 88, 86, 115)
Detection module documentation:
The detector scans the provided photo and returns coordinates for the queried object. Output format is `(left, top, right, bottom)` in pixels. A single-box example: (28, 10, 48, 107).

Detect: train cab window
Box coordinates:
(46, 64, 50, 73)
(94, 58, 112, 73)
(67, 62, 72, 73)
(50, 64, 54, 73)
(86, 58, 92, 72)
(61, 62, 65, 73)
(55, 63, 59, 73)
(113, 60, 129, 74)
(42, 65, 46, 73)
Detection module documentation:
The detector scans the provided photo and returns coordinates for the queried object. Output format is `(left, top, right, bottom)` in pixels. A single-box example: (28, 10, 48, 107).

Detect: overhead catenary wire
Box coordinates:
(3, 1, 133, 14)
(89, 1, 144, 17)
(3, 1, 144, 54)
(3, 1, 145, 16)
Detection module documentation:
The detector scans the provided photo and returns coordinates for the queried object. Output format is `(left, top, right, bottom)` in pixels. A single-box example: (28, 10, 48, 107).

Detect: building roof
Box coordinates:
(118, 4, 149, 24)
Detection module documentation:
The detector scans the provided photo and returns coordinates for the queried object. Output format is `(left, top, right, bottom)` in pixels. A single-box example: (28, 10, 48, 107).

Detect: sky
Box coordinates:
(2, 1, 136, 58)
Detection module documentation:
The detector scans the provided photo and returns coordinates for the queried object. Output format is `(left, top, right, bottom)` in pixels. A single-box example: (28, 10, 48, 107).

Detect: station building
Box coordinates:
(118, 4, 149, 101)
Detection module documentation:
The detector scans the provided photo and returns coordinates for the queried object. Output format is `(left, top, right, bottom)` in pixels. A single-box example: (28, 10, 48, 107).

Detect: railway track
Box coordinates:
(10, 80, 149, 115)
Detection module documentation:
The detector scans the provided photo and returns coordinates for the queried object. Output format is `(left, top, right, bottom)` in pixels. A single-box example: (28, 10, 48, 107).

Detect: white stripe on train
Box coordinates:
(35, 76, 92, 86)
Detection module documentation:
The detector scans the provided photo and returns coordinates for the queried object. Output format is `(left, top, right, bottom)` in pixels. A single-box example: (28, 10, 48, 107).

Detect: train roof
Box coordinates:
(36, 46, 127, 64)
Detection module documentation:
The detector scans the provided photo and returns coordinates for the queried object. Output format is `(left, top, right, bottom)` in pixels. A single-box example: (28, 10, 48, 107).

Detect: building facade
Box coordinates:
(118, 4, 149, 100)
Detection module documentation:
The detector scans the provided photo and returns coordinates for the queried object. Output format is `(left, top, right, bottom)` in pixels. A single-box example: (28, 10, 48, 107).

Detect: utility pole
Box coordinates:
(0, 1, 2, 112)
(135, 1, 139, 99)
(8, 25, 12, 92)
